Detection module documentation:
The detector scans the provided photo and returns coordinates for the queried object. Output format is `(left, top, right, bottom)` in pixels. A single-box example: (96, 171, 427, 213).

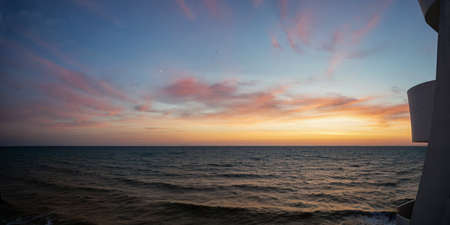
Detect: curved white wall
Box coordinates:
(407, 80, 435, 142)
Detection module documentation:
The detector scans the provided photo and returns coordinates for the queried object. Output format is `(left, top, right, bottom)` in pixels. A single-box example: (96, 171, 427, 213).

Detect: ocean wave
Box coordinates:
(25, 178, 113, 193)
(155, 201, 314, 222)
(326, 181, 397, 188)
(218, 173, 276, 179)
(207, 163, 234, 167)
(310, 193, 355, 203)
(114, 177, 217, 192)
(37, 163, 103, 179)
(114, 177, 295, 193)
(5, 213, 97, 225)
(1, 147, 422, 225)
(230, 184, 295, 193)
(155, 201, 395, 224)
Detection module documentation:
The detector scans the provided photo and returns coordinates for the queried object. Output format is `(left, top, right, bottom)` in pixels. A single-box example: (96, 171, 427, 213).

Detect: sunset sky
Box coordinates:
(0, 0, 437, 146)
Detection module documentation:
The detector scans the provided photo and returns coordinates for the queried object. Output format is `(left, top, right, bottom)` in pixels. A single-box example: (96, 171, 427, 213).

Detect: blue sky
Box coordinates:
(0, 0, 438, 145)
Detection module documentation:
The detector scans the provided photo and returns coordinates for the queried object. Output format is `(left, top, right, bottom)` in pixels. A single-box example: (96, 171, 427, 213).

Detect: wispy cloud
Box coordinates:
(322, 0, 393, 78)
(203, 0, 219, 17)
(277, 1, 313, 54)
(321, 28, 347, 53)
(157, 76, 408, 126)
(271, 36, 282, 49)
(271, 0, 393, 77)
(0, 40, 134, 128)
(176, 0, 195, 20)
(19, 29, 86, 70)
(285, 28, 301, 53)
(324, 43, 387, 78)
(5, 40, 132, 103)
(325, 53, 345, 78)
(292, 12, 312, 45)
(40, 84, 122, 115)
(162, 76, 238, 105)
(351, 0, 393, 44)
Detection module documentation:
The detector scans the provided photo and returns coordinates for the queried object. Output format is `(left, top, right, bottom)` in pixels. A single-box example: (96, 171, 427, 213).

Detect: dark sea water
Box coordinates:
(0, 146, 425, 225)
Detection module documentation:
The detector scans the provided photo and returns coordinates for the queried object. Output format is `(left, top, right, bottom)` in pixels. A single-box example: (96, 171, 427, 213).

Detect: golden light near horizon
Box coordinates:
(68, 112, 412, 146)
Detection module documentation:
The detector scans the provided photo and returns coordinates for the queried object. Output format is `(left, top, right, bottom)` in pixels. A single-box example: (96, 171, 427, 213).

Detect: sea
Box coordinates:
(0, 146, 425, 225)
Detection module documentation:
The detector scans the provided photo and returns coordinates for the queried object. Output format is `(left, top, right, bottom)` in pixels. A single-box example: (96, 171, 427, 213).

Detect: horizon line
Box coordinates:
(0, 145, 426, 148)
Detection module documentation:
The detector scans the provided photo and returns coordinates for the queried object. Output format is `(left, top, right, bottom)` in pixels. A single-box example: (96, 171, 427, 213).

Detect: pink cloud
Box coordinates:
(352, 14, 381, 44)
(8, 31, 133, 101)
(324, 45, 385, 78)
(158, 76, 409, 125)
(351, 0, 393, 44)
(322, 27, 348, 52)
(20, 29, 86, 70)
(97, 80, 135, 103)
(321, 0, 393, 78)
(325, 53, 345, 78)
(271, 36, 282, 49)
(294, 12, 312, 45)
(203, 0, 219, 17)
(278, 5, 313, 53)
(36, 57, 97, 94)
(0, 82, 119, 126)
(285, 29, 301, 53)
(5, 41, 133, 104)
(163, 77, 237, 105)
(39, 58, 130, 103)
(0, 40, 136, 128)
(21, 37, 134, 103)
(40, 84, 122, 115)
(176, 0, 195, 20)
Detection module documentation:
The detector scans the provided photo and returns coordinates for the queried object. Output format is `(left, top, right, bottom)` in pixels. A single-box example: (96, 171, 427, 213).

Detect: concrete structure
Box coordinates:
(401, 0, 450, 225)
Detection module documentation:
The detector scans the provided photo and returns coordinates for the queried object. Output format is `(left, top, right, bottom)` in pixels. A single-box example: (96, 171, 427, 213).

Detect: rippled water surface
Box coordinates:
(0, 146, 425, 225)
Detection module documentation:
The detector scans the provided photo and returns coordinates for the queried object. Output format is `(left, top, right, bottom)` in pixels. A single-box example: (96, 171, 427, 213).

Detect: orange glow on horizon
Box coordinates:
(37, 112, 417, 146)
